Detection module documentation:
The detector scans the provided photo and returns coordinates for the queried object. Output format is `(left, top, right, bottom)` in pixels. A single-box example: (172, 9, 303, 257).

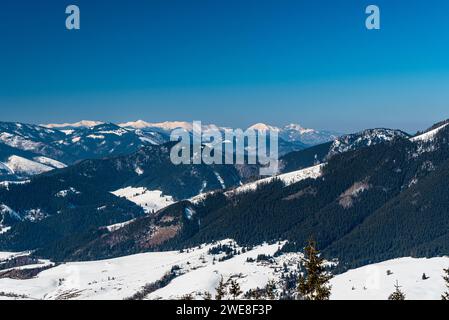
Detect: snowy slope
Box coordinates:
(1, 243, 448, 300)
(0, 251, 31, 261)
(331, 257, 449, 300)
(0, 241, 296, 300)
(147, 242, 297, 300)
(228, 163, 324, 195)
(0, 162, 14, 175)
(4, 156, 53, 176)
(0, 226, 11, 234)
(190, 164, 324, 204)
(33, 156, 66, 169)
(411, 123, 448, 142)
(111, 187, 175, 214)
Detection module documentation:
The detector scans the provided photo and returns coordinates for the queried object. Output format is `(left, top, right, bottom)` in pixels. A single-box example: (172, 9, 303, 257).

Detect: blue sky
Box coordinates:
(1, 0, 449, 133)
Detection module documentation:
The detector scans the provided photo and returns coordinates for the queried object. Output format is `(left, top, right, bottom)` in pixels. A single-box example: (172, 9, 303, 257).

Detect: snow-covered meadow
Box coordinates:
(1, 241, 448, 300)
(0, 241, 295, 300)
(111, 186, 175, 214)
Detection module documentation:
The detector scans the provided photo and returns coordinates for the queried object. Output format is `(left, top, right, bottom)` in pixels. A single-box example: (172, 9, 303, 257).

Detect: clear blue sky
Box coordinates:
(1, 0, 449, 133)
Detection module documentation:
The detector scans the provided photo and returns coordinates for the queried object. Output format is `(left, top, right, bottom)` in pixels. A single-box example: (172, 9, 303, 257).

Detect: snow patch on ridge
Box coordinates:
(111, 187, 175, 214)
(5, 156, 52, 176)
(411, 123, 448, 142)
(229, 164, 324, 196)
(33, 157, 66, 169)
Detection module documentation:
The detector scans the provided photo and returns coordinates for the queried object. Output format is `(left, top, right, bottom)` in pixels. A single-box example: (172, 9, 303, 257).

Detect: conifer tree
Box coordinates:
(297, 238, 333, 300)
(388, 281, 406, 300)
(203, 291, 212, 300)
(442, 267, 449, 300)
(265, 280, 277, 300)
(215, 276, 227, 300)
(229, 279, 243, 300)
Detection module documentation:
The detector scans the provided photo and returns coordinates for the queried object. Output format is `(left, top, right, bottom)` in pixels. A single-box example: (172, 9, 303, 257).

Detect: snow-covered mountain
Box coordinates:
(327, 128, 410, 158)
(119, 120, 193, 132)
(409, 120, 449, 155)
(0, 122, 169, 182)
(119, 120, 340, 146)
(1, 120, 339, 174)
(0, 122, 69, 181)
(280, 128, 410, 174)
(42, 120, 104, 129)
(280, 123, 340, 146)
(246, 122, 340, 146)
(1, 119, 449, 301)
(247, 123, 280, 132)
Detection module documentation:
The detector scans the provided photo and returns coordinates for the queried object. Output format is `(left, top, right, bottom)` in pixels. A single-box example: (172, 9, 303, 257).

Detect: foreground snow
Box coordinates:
(331, 257, 449, 300)
(1, 244, 448, 300)
(0, 241, 293, 300)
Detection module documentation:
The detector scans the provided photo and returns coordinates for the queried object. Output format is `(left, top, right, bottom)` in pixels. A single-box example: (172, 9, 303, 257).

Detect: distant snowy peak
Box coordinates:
(118, 120, 154, 129)
(328, 128, 410, 158)
(118, 120, 336, 146)
(283, 123, 315, 134)
(280, 123, 339, 146)
(42, 120, 104, 129)
(247, 123, 280, 132)
(119, 120, 193, 131)
(246, 123, 339, 146)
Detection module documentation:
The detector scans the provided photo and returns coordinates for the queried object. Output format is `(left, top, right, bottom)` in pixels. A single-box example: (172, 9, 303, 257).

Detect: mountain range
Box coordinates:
(0, 120, 339, 182)
(3, 118, 446, 271)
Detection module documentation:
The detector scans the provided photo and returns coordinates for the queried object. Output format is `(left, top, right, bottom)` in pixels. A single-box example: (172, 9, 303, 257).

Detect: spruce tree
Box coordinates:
(229, 279, 243, 300)
(442, 267, 449, 300)
(388, 281, 406, 300)
(265, 280, 277, 300)
(215, 276, 227, 300)
(297, 238, 333, 300)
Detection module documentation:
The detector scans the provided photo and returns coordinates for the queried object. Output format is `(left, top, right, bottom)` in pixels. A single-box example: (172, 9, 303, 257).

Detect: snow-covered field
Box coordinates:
(0, 241, 295, 300)
(111, 187, 175, 214)
(1, 244, 448, 300)
(330, 257, 449, 300)
(0, 251, 31, 261)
